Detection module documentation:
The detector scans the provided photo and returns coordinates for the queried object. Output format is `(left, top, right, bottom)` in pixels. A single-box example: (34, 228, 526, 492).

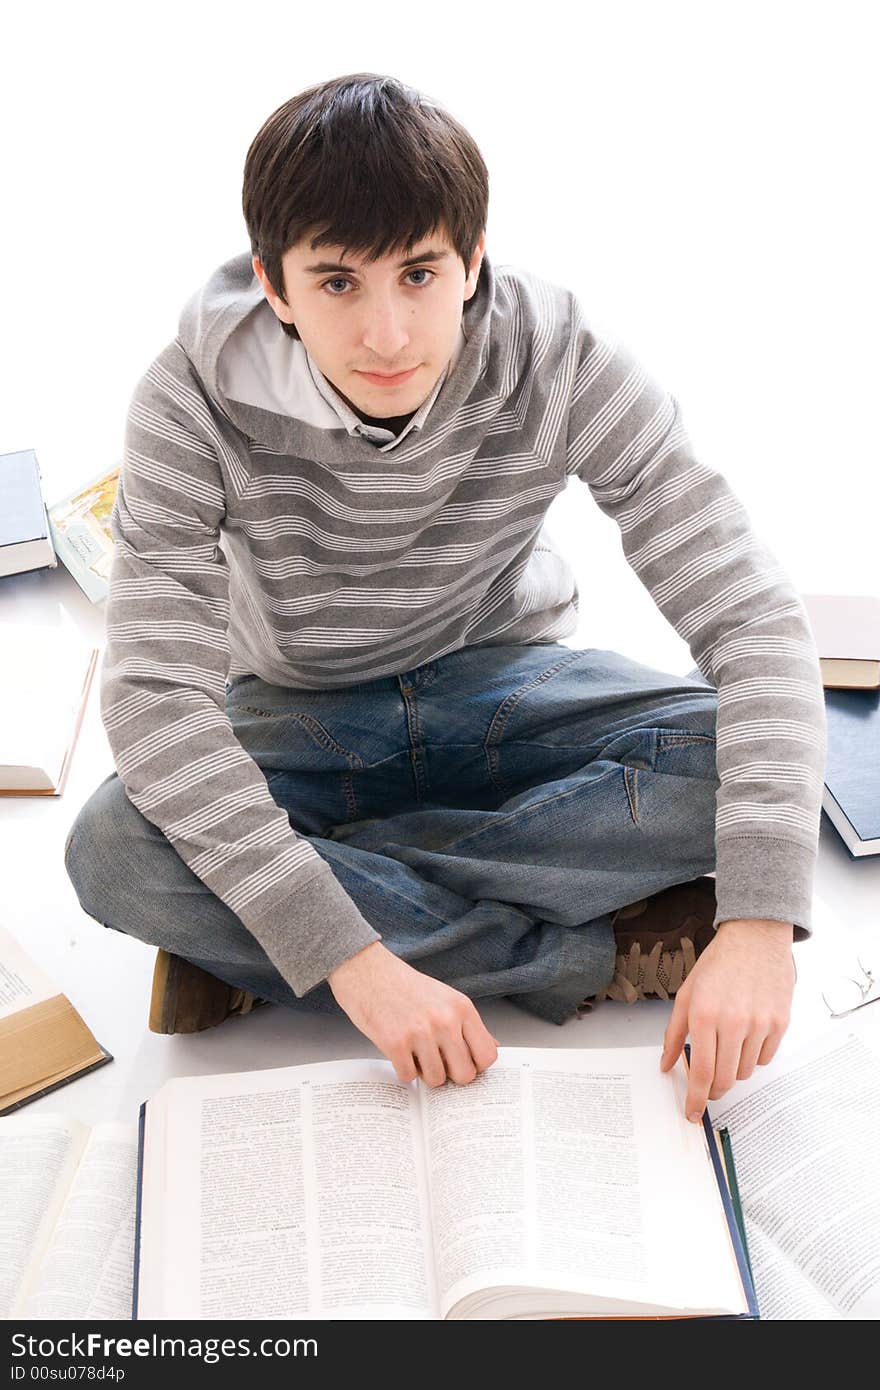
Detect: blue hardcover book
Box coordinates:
(0, 448, 56, 579)
(822, 688, 880, 857)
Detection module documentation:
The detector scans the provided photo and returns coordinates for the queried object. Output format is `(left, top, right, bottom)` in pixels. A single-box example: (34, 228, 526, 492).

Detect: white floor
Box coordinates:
(2, 563, 879, 1130)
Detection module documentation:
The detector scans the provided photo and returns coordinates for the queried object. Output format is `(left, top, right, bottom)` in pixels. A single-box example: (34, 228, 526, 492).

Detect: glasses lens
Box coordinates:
(824, 976, 868, 1016)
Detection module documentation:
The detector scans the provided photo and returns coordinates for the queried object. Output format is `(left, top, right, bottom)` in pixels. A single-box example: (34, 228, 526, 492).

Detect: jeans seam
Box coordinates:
(235, 707, 366, 768)
(623, 765, 639, 825)
(399, 684, 429, 802)
(483, 649, 585, 794)
(342, 768, 358, 821)
(656, 733, 716, 748)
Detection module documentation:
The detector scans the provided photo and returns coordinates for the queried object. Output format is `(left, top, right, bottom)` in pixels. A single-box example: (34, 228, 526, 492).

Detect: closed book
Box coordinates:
(801, 592, 880, 690)
(0, 449, 57, 580)
(47, 464, 120, 603)
(821, 687, 880, 856)
(0, 623, 98, 795)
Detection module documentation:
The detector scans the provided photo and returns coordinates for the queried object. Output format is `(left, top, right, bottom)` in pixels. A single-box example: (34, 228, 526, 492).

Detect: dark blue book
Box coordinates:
(0, 448, 56, 579)
(822, 688, 880, 857)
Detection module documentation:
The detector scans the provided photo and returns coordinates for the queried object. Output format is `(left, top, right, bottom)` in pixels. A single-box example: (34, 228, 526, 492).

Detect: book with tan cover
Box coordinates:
(0, 926, 111, 1115)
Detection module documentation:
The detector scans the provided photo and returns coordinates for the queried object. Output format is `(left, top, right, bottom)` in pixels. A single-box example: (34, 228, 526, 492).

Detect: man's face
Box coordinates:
(252, 225, 485, 419)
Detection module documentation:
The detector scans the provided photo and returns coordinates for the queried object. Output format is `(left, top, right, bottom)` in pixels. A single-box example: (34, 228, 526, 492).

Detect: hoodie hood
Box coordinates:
(174, 247, 498, 465)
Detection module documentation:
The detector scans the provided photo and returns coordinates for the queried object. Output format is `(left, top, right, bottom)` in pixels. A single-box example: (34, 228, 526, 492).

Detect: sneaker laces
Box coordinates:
(586, 934, 699, 1008)
(229, 987, 258, 1016)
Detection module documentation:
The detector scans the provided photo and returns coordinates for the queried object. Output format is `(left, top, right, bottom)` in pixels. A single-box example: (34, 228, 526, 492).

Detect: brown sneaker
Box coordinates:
(583, 876, 717, 1009)
(148, 949, 268, 1034)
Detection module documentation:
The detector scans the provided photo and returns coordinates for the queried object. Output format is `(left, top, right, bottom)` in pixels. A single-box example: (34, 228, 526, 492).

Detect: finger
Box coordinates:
(736, 1028, 767, 1081)
(413, 1042, 447, 1089)
(438, 1031, 479, 1086)
(709, 1024, 749, 1100)
(685, 1023, 717, 1123)
(660, 992, 689, 1071)
(463, 1015, 499, 1075)
(390, 1047, 419, 1086)
(757, 1025, 786, 1068)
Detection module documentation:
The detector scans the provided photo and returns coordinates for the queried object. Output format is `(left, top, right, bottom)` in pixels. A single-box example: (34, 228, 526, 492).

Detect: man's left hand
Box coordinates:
(660, 918, 796, 1122)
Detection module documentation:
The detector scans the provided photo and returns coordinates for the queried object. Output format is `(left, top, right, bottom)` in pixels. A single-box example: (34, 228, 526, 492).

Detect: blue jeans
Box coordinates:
(65, 643, 719, 1024)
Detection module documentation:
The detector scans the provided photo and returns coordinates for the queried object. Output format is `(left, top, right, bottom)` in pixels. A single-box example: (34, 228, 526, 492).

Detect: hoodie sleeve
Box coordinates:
(100, 349, 380, 994)
(563, 297, 827, 937)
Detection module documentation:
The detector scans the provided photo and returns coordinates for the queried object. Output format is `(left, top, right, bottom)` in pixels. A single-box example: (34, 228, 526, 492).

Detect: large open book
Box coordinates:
(0, 1114, 137, 1319)
(4, 1030, 876, 1321)
(134, 1046, 756, 1320)
(708, 1019, 880, 1319)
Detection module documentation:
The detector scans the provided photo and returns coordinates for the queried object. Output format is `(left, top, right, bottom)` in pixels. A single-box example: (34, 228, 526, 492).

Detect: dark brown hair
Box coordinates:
(242, 73, 489, 340)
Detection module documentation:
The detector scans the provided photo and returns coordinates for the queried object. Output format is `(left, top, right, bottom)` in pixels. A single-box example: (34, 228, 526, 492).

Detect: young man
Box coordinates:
(65, 73, 826, 1122)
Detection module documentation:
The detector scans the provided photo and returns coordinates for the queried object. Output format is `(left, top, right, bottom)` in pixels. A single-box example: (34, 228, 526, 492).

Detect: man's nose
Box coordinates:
(360, 296, 411, 359)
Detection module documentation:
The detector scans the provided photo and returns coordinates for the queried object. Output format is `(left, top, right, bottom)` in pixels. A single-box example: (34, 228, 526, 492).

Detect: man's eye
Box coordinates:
(321, 269, 436, 295)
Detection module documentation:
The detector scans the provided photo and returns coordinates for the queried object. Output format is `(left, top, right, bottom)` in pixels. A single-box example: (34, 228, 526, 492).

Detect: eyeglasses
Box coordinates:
(822, 951, 880, 1019)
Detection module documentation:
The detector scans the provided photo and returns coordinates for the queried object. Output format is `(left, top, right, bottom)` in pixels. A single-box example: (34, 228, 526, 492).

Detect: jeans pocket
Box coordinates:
(654, 728, 718, 784)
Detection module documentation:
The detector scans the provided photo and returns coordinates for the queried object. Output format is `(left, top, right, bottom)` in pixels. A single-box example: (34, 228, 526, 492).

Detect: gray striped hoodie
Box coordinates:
(101, 248, 827, 994)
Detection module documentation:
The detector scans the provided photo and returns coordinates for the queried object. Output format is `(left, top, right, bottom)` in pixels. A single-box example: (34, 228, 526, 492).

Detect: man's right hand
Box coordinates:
(327, 941, 499, 1088)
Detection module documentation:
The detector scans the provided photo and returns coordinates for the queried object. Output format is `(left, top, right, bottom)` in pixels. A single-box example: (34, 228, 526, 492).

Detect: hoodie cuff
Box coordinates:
(713, 836, 817, 943)
(244, 864, 381, 996)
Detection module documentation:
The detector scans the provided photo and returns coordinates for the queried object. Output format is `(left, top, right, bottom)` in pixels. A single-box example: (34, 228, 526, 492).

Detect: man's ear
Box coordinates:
(252, 255, 275, 299)
(464, 230, 487, 301)
(252, 255, 293, 325)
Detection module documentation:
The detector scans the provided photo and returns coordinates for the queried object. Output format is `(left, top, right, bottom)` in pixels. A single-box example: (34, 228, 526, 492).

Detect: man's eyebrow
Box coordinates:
(302, 249, 452, 275)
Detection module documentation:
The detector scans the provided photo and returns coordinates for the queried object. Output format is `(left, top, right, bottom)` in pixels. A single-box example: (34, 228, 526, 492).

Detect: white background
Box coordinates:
(1, 1, 878, 1127)
(2, 0, 878, 670)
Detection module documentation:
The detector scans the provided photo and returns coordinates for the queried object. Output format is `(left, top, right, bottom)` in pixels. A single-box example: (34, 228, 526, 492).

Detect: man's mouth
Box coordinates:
(355, 367, 420, 386)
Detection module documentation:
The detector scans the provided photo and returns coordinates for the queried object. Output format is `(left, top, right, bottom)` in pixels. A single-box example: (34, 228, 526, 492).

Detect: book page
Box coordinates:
(0, 1114, 89, 1318)
(708, 1023, 880, 1319)
(739, 1218, 842, 1320)
(307, 1072, 436, 1318)
(421, 1047, 748, 1319)
(0, 623, 95, 785)
(0, 926, 57, 1020)
(143, 1059, 437, 1320)
(22, 1122, 137, 1319)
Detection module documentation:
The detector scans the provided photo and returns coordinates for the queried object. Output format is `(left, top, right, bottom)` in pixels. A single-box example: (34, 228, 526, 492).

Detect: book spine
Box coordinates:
(702, 1111, 759, 1318)
(132, 1101, 147, 1320)
(719, 1126, 753, 1283)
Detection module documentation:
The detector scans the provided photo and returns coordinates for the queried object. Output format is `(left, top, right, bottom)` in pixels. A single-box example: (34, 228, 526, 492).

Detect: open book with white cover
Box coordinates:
(6, 1028, 878, 1320)
(0, 622, 98, 795)
(134, 1046, 756, 1320)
